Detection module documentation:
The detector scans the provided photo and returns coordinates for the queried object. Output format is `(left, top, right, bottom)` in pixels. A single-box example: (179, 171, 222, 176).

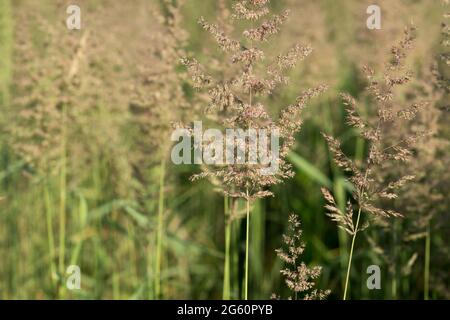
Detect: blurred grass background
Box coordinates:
(0, 0, 448, 299)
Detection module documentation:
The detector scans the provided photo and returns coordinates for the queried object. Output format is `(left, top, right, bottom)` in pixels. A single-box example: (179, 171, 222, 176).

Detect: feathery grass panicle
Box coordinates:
(232, 0, 270, 21)
(242, 10, 290, 42)
(274, 214, 330, 300)
(130, 0, 189, 168)
(322, 26, 427, 228)
(367, 4, 450, 299)
(182, 0, 326, 300)
(321, 26, 429, 299)
(183, 0, 326, 201)
(10, 13, 76, 174)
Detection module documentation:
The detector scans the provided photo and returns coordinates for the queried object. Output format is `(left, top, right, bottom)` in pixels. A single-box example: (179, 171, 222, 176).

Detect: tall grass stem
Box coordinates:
(155, 158, 166, 299)
(58, 104, 67, 297)
(223, 196, 231, 300)
(424, 222, 430, 300)
(244, 190, 250, 300)
(44, 184, 57, 291)
(343, 207, 361, 300)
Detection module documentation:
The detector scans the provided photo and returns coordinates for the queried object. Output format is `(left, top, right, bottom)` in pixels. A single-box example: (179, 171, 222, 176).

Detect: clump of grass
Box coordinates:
(129, 0, 189, 299)
(8, 1, 135, 297)
(10, 11, 91, 296)
(182, 0, 326, 299)
(320, 26, 429, 300)
(273, 213, 330, 300)
(367, 5, 450, 300)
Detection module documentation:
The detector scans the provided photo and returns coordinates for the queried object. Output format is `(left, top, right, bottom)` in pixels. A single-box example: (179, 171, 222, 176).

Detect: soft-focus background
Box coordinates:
(0, 0, 448, 299)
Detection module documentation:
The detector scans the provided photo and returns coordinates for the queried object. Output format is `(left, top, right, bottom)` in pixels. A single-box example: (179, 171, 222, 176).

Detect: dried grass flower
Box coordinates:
(183, 0, 326, 202)
(274, 214, 330, 300)
(321, 26, 429, 299)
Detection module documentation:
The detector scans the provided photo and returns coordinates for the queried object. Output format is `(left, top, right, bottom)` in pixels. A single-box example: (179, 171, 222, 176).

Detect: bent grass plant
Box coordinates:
(130, 0, 189, 299)
(183, 0, 326, 299)
(130, 0, 187, 299)
(274, 214, 330, 300)
(368, 5, 450, 300)
(321, 26, 429, 300)
(8, 1, 136, 297)
(11, 12, 91, 296)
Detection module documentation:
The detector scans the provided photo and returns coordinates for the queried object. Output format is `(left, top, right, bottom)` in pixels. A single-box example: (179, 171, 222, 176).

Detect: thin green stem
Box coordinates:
(223, 196, 231, 300)
(58, 104, 67, 298)
(343, 207, 361, 300)
(231, 203, 240, 299)
(155, 158, 166, 299)
(424, 221, 430, 300)
(334, 179, 349, 292)
(391, 219, 399, 299)
(244, 191, 250, 300)
(147, 234, 154, 300)
(58, 161, 66, 274)
(44, 184, 57, 292)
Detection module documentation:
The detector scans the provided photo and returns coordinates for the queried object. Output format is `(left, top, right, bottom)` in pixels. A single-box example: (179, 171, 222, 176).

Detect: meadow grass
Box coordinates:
(0, 0, 447, 300)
